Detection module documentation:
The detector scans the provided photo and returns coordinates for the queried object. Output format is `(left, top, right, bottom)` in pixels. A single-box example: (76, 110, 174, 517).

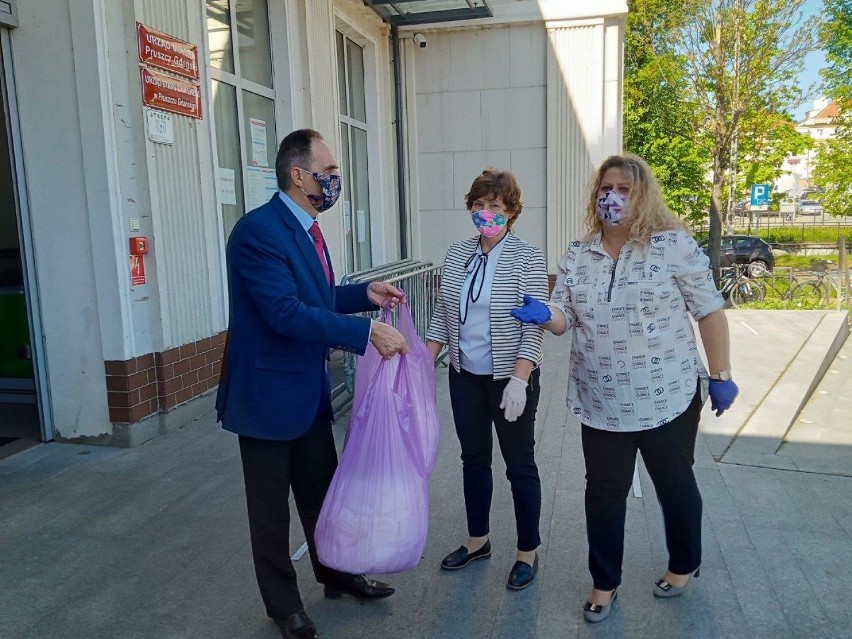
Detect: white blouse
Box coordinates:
(458, 238, 506, 375)
(549, 230, 724, 432)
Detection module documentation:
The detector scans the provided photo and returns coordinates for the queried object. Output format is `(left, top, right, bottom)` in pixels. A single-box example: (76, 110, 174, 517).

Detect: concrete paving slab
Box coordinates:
(719, 311, 849, 473)
(2, 326, 852, 638)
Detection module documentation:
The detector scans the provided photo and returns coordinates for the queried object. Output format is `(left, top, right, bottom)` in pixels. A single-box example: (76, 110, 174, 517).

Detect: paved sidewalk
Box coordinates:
(2, 333, 851, 639)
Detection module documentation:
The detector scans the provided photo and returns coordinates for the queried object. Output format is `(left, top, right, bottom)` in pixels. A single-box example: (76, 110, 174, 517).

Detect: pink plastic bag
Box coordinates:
(315, 303, 439, 574)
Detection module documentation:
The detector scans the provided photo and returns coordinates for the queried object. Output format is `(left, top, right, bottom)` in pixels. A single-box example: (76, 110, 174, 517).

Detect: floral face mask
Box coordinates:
(471, 209, 508, 238)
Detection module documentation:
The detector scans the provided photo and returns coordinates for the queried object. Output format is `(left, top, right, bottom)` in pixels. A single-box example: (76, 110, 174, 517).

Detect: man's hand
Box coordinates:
(370, 321, 409, 359)
(367, 281, 407, 309)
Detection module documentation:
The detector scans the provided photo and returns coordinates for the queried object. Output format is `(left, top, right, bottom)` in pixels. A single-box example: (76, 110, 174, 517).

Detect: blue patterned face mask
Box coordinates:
(299, 168, 342, 213)
(597, 190, 628, 226)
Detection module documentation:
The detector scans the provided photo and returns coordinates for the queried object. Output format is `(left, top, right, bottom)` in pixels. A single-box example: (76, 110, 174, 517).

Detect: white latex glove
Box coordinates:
(499, 376, 528, 422)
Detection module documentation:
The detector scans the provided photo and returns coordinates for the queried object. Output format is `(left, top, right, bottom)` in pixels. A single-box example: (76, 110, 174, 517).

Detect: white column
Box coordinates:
(304, 0, 345, 270)
(545, 18, 624, 271)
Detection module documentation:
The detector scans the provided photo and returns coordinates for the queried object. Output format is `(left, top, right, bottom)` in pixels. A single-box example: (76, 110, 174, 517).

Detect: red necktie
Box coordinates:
(308, 221, 333, 286)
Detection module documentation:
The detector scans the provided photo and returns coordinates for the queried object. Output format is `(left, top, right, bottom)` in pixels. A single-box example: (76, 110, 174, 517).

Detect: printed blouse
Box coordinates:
(549, 230, 724, 432)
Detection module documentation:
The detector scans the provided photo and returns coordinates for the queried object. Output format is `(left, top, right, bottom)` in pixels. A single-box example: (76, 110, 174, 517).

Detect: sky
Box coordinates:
(794, 0, 828, 121)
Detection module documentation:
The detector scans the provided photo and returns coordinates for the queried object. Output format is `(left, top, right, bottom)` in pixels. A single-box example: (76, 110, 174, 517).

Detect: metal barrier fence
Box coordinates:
(330, 260, 443, 415)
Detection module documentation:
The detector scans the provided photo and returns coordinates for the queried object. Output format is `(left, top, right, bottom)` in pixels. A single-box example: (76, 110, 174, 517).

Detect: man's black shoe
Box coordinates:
(440, 539, 492, 570)
(323, 574, 395, 600)
(276, 611, 319, 639)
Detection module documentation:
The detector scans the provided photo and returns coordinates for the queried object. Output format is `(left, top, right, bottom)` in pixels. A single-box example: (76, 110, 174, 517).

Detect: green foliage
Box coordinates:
(821, 0, 852, 108)
(692, 226, 852, 244)
(747, 226, 852, 244)
(814, 0, 852, 216)
(774, 252, 841, 268)
(623, 0, 820, 253)
(813, 135, 852, 216)
(740, 298, 830, 310)
(624, 0, 711, 224)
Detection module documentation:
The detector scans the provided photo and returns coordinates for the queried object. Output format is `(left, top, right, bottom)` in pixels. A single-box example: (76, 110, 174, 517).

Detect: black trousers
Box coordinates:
(581, 387, 703, 591)
(448, 367, 542, 552)
(238, 418, 349, 620)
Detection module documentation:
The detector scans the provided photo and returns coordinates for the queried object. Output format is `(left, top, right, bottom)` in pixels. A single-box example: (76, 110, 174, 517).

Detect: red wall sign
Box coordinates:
(130, 255, 146, 286)
(140, 67, 202, 119)
(137, 22, 199, 80)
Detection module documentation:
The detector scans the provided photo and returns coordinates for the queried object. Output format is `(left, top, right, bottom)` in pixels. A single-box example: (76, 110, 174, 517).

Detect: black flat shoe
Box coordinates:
(323, 574, 394, 600)
(506, 553, 538, 590)
(275, 611, 319, 639)
(440, 539, 492, 570)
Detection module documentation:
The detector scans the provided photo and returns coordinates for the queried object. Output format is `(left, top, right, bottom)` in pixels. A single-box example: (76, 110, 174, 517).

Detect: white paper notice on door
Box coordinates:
(343, 200, 352, 234)
(357, 209, 367, 243)
(246, 166, 278, 211)
(216, 167, 237, 205)
(250, 118, 268, 167)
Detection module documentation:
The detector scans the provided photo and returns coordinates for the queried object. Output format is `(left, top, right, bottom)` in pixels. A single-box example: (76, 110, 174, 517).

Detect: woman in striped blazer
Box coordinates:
(426, 168, 549, 591)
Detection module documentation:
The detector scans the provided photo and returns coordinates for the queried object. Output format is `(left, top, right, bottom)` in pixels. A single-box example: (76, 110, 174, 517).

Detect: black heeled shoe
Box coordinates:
(654, 567, 700, 598)
(440, 539, 492, 570)
(506, 553, 538, 590)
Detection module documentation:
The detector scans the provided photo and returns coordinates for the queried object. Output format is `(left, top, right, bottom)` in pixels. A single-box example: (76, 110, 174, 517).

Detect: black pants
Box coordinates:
(238, 418, 349, 620)
(448, 367, 542, 552)
(582, 388, 703, 590)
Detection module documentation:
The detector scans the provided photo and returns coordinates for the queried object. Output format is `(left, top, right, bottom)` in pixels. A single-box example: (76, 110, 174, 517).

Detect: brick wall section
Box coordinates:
(104, 331, 227, 424)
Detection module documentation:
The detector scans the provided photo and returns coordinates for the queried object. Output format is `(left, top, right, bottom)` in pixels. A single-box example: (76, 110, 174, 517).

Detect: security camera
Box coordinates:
(413, 33, 427, 49)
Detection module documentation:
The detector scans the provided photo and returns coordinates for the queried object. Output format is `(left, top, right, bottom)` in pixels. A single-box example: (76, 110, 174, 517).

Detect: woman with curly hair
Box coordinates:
(426, 168, 549, 591)
(512, 154, 739, 621)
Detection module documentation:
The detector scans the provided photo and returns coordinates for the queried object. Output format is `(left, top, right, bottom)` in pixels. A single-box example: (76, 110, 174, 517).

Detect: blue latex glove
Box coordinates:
(511, 295, 552, 325)
(709, 378, 739, 416)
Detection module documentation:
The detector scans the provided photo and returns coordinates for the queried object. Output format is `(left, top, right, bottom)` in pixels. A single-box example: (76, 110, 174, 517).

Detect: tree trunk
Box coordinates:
(709, 165, 724, 278)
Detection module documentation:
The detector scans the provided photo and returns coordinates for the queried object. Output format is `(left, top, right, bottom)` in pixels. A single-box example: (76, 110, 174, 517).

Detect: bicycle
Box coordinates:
(755, 267, 799, 301)
(789, 261, 846, 304)
(718, 265, 765, 307)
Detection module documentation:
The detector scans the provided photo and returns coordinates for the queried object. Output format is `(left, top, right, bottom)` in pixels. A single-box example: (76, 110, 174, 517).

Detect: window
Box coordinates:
(734, 237, 754, 250)
(721, 238, 733, 250)
(207, 0, 277, 242)
(336, 31, 372, 273)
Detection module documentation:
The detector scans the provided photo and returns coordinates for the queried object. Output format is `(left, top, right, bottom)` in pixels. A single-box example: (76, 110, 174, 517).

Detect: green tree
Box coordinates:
(676, 0, 818, 268)
(737, 109, 813, 194)
(812, 0, 852, 217)
(624, 0, 711, 224)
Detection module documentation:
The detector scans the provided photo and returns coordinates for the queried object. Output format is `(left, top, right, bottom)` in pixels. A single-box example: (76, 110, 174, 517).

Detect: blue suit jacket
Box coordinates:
(215, 194, 376, 440)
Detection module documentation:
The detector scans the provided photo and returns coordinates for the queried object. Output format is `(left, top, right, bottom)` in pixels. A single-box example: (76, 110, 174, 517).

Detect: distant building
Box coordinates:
(776, 98, 840, 196)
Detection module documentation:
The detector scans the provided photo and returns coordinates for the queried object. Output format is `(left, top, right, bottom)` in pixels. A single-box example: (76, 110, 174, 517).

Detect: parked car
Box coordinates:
(699, 235, 775, 276)
(797, 199, 824, 216)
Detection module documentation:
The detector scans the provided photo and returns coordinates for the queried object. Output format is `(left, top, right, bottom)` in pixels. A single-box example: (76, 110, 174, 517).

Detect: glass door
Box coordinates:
(0, 27, 51, 442)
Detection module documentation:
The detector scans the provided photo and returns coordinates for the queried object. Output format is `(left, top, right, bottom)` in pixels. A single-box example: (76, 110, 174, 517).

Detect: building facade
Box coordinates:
(0, 0, 626, 447)
(777, 98, 840, 196)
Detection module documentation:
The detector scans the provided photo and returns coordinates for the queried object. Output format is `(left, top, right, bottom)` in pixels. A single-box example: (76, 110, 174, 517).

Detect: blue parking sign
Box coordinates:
(750, 183, 771, 206)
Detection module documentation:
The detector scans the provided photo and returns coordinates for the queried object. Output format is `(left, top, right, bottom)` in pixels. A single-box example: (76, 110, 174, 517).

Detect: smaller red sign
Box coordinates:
(130, 255, 146, 286)
(140, 67, 202, 119)
(137, 22, 200, 80)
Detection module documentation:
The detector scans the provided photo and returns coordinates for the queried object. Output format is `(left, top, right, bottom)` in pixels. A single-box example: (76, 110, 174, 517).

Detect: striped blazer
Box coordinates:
(426, 233, 548, 379)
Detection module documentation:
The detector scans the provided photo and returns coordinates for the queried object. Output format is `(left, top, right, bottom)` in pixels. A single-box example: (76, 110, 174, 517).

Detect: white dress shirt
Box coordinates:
(549, 230, 724, 432)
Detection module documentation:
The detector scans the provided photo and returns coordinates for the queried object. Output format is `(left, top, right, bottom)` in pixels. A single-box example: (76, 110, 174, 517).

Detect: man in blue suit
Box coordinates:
(216, 129, 408, 639)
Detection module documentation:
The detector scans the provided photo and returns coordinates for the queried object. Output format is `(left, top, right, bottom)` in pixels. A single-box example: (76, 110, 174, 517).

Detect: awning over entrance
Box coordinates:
(364, 0, 493, 27)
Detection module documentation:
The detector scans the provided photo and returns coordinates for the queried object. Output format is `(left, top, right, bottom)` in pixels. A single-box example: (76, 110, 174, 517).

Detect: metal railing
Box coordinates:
(330, 259, 443, 415)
